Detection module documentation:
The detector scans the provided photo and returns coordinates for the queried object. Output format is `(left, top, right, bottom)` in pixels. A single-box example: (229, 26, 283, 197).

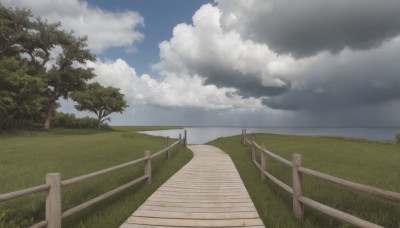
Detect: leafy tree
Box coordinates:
(0, 4, 32, 58)
(0, 4, 96, 131)
(71, 83, 128, 129)
(0, 5, 62, 70)
(0, 57, 46, 130)
(42, 34, 95, 130)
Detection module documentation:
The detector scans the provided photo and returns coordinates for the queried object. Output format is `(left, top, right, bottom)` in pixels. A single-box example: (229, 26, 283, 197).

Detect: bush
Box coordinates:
(396, 132, 400, 144)
(52, 112, 110, 129)
(0, 119, 37, 132)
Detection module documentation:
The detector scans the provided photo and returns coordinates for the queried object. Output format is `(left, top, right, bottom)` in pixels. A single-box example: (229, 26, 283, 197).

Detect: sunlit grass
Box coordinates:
(209, 133, 400, 227)
(0, 126, 192, 227)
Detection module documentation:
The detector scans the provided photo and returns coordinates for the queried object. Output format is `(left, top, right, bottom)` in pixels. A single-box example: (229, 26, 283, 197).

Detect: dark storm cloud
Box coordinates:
(188, 60, 290, 98)
(219, 0, 400, 58)
(155, 1, 400, 123)
(264, 38, 400, 110)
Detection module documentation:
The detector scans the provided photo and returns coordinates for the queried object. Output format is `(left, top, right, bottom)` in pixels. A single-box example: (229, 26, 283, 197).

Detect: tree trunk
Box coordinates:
(97, 116, 102, 130)
(43, 101, 55, 131)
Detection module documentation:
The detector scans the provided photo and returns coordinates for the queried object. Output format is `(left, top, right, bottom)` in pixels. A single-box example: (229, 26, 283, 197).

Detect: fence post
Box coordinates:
(261, 144, 267, 181)
(184, 130, 187, 147)
(251, 133, 256, 161)
(166, 136, 171, 159)
(144, 151, 152, 185)
(46, 173, 61, 228)
(251, 141, 256, 161)
(242, 129, 245, 146)
(292, 153, 304, 221)
(243, 128, 247, 146)
(179, 134, 182, 144)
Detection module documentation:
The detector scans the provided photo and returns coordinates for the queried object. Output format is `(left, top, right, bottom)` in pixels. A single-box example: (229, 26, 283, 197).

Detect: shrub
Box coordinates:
(52, 112, 110, 129)
(396, 132, 400, 144)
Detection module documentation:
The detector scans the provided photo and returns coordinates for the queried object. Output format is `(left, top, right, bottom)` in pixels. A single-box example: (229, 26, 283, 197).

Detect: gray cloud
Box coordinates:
(265, 37, 400, 110)
(155, 2, 400, 117)
(186, 58, 290, 97)
(218, 0, 400, 58)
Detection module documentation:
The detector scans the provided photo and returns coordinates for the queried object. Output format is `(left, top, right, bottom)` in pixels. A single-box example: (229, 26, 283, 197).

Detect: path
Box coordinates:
(120, 145, 264, 227)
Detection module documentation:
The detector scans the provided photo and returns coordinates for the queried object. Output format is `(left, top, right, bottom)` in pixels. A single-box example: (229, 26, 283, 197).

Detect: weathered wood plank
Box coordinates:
(154, 190, 248, 196)
(134, 210, 260, 219)
(147, 197, 251, 203)
(153, 193, 251, 199)
(144, 201, 255, 208)
(138, 205, 257, 213)
(126, 217, 264, 227)
(121, 224, 265, 228)
(120, 145, 264, 228)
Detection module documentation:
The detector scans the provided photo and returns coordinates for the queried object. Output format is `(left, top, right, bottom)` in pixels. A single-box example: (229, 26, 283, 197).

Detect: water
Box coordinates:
(140, 127, 400, 144)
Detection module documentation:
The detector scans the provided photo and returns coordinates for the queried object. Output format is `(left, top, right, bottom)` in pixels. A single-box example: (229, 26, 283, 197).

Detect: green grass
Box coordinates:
(0, 126, 192, 227)
(208, 133, 400, 228)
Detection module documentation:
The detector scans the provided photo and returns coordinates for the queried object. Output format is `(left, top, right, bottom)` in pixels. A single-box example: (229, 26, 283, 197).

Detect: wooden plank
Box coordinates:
(138, 205, 257, 213)
(155, 189, 247, 195)
(159, 186, 246, 191)
(134, 210, 260, 219)
(153, 192, 251, 198)
(121, 224, 265, 228)
(120, 145, 264, 228)
(126, 216, 264, 227)
(157, 187, 247, 193)
(147, 197, 251, 203)
(144, 201, 255, 208)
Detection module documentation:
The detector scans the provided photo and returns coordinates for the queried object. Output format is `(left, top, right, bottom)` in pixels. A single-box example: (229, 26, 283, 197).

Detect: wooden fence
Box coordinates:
(0, 130, 187, 228)
(242, 128, 400, 228)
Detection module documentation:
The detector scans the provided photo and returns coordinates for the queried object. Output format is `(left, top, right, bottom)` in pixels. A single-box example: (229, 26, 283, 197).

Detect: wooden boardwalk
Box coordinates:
(120, 145, 264, 227)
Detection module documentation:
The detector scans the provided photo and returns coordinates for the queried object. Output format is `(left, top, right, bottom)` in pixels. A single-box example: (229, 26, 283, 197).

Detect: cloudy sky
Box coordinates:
(2, 0, 400, 127)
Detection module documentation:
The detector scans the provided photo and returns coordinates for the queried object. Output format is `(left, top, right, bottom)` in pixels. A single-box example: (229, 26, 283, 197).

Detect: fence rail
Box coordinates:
(242, 128, 399, 228)
(0, 130, 187, 228)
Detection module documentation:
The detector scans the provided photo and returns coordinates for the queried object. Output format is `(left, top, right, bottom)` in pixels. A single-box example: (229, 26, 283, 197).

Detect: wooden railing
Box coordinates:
(241, 129, 400, 228)
(0, 130, 187, 228)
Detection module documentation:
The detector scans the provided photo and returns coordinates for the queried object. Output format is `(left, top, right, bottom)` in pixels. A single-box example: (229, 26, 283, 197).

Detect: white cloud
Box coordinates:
(1, 0, 144, 53)
(152, 2, 400, 113)
(154, 4, 292, 91)
(87, 58, 263, 110)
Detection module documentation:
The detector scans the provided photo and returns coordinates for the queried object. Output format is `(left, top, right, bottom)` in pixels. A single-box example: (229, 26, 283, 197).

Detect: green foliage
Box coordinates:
(396, 132, 400, 144)
(0, 57, 46, 130)
(209, 134, 400, 227)
(71, 82, 128, 129)
(51, 112, 110, 129)
(0, 127, 191, 227)
(0, 3, 97, 131)
(42, 29, 95, 130)
(0, 4, 32, 58)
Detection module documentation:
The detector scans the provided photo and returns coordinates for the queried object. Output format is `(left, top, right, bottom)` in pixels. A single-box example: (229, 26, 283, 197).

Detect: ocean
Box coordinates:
(141, 127, 400, 144)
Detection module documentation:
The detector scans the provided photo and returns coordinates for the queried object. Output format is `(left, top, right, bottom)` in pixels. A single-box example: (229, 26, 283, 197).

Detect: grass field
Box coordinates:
(208, 133, 400, 228)
(0, 126, 192, 227)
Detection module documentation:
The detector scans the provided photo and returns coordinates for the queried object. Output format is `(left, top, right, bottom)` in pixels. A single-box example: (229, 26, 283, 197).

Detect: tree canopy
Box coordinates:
(72, 83, 128, 129)
(0, 4, 99, 131)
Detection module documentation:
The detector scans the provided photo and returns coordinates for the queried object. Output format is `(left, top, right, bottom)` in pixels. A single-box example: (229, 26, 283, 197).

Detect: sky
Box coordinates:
(2, 0, 400, 127)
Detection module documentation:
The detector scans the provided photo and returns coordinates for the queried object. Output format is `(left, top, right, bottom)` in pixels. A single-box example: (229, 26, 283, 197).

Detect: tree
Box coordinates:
(0, 4, 96, 131)
(0, 57, 46, 130)
(42, 34, 95, 130)
(71, 82, 128, 129)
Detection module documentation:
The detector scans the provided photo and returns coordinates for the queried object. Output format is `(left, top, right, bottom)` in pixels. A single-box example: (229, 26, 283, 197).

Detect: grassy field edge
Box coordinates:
(208, 133, 400, 228)
(0, 126, 192, 227)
